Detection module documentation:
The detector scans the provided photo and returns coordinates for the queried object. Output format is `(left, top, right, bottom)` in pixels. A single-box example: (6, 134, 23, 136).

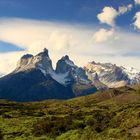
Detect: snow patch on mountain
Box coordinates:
(56, 56, 92, 85)
(51, 72, 70, 86)
(0, 73, 4, 78)
(12, 48, 140, 90)
(15, 48, 54, 75)
(121, 66, 140, 78)
(121, 66, 140, 84)
(85, 61, 140, 88)
(65, 59, 76, 67)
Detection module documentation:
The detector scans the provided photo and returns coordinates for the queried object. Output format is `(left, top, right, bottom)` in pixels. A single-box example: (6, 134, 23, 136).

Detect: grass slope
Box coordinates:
(0, 85, 139, 140)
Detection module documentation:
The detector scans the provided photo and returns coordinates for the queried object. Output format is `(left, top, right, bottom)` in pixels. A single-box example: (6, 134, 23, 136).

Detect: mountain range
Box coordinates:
(85, 61, 140, 88)
(0, 48, 139, 101)
(0, 49, 96, 101)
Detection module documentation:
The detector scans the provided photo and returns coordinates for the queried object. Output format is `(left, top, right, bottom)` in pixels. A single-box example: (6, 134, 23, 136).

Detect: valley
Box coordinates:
(0, 85, 139, 140)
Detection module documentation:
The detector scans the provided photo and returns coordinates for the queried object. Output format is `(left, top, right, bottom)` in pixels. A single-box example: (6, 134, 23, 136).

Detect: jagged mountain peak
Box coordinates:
(1, 48, 139, 102)
(21, 54, 33, 59)
(61, 55, 70, 61)
(56, 56, 92, 85)
(15, 48, 53, 74)
(0, 49, 97, 101)
(16, 54, 33, 70)
(85, 61, 140, 88)
(56, 55, 76, 74)
(36, 48, 49, 57)
(86, 61, 119, 74)
(60, 55, 76, 67)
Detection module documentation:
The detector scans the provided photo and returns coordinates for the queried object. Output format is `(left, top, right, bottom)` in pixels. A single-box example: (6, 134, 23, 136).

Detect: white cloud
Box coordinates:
(133, 11, 140, 29)
(97, 4, 132, 27)
(0, 18, 96, 73)
(0, 18, 139, 74)
(134, 0, 140, 5)
(0, 51, 25, 74)
(118, 4, 132, 15)
(92, 28, 116, 43)
(97, 7, 118, 26)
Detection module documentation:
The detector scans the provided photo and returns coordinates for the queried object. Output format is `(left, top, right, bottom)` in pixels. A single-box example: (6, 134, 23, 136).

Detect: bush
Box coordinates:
(33, 116, 73, 136)
(0, 130, 3, 140)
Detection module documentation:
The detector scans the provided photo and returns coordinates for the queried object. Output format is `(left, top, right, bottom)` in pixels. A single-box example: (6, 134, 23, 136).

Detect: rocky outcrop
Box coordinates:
(85, 61, 140, 88)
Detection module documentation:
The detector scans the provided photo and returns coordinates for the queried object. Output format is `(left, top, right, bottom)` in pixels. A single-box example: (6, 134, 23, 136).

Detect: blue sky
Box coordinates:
(0, 0, 140, 73)
(0, 0, 138, 25)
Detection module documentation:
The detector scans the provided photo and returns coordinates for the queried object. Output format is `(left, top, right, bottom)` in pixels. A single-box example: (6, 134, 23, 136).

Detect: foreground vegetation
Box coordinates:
(0, 85, 140, 140)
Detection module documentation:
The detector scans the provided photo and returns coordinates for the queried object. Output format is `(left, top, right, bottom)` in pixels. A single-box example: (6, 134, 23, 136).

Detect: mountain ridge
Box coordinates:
(0, 48, 97, 101)
(85, 61, 140, 88)
(0, 48, 139, 101)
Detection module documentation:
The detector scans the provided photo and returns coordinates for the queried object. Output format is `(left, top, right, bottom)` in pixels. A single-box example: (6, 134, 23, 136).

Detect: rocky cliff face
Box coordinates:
(0, 48, 139, 102)
(55, 55, 97, 95)
(85, 61, 140, 88)
(0, 49, 97, 102)
(15, 48, 53, 75)
(56, 55, 91, 85)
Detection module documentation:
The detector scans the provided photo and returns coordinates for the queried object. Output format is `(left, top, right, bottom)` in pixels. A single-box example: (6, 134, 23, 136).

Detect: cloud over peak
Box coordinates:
(0, 18, 139, 74)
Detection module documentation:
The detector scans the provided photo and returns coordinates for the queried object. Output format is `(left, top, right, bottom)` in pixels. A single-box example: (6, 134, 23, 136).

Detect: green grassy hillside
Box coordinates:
(0, 85, 140, 140)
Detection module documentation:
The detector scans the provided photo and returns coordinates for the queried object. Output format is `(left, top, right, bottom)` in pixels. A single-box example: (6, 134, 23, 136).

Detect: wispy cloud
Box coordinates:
(0, 18, 139, 74)
(92, 28, 116, 43)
